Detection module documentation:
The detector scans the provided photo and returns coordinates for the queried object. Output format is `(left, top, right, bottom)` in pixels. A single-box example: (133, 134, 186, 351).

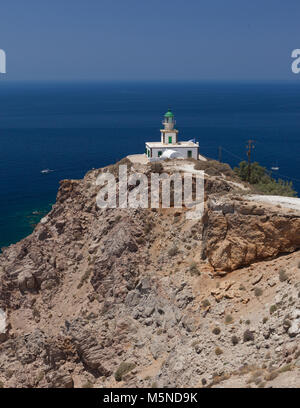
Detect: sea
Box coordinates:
(0, 80, 300, 249)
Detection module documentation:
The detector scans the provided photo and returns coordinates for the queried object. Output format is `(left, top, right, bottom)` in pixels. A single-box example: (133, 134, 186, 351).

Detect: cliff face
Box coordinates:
(0, 158, 300, 388)
(202, 197, 300, 272)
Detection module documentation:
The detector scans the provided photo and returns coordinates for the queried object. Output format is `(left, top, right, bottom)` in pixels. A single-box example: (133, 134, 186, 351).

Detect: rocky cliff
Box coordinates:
(0, 157, 299, 388)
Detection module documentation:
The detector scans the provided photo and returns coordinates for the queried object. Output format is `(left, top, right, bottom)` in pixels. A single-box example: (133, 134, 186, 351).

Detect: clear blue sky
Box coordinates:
(1, 0, 300, 80)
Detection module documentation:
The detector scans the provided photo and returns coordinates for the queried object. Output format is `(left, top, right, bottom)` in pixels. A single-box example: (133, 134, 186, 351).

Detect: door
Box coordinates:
(168, 136, 172, 143)
(187, 150, 192, 158)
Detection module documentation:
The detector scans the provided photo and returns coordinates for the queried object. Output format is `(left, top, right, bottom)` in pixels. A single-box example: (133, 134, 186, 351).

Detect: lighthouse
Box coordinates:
(160, 109, 178, 144)
(145, 110, 199, 160)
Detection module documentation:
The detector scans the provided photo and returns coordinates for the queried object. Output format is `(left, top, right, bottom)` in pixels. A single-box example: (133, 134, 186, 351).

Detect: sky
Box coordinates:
(0, 0, 300, 81)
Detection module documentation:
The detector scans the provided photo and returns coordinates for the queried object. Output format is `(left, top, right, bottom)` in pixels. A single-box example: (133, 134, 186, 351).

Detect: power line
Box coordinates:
(207, 144, 299, 186)
(272, 172, 300, 183)
(246, 140, 255, 181)
(220, 147, 245, 161)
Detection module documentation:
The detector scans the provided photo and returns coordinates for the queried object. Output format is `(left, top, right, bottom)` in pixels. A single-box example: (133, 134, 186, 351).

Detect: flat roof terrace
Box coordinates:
(146, 141, 199, 148)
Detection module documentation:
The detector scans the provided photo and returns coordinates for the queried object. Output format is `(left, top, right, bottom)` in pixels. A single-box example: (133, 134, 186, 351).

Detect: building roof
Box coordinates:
(164, 109, 174, 118)
(161, 149, 184, 159)
(146, 141, 199, 148)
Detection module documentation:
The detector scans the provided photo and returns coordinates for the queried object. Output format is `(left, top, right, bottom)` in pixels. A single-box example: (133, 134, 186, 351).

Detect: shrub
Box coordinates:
(215, 347, 223, 356)
(194, 159, 235, 178)
(189, 262, 200, 276)
(144, 222, 153, 234)
(279, 268, 288, 282)
(77, 269, 92, 289)
(234, 161, 297, 197)
(270, 304, 277, 314)
(254, 287, 263, 297)
(150, 162, 163, 173)
(264, 371, 278, 381)
(114, 362, 136, 382)
(278, 364, 292, 374)
(225, 315, 233, 324)
(114, 215, 121, 223)
(243, 329, 254, 342)
(262, 317, 268, 324)
(231, 335, 239, 345)
(82, 381, 93, 388)
(245, 319, 251, 325)
(201, 299, 210, 308)
(283, 319, 291, 330)
(168, 245, 178, 257)
(212, 327, 221, 335)
(258, 381, 266, 388)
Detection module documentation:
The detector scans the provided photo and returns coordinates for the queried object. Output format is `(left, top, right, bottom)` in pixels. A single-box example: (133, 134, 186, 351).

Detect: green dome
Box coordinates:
(164, 109, 174, 118)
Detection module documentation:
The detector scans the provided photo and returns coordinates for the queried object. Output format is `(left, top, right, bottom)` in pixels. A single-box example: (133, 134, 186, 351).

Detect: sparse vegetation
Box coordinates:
(231, 335, 239, 345)
(189, 262, 200, 276)
(234, 161, 297, 197)
(243, 329, 254, 342)
(225, 315, 233, 324)
(279, 268, 288, 282)
(144, 221, 153, 234)
(194, 159, 235, 178)
(150, 162, 163, 173)
(215, 347, 223, 356)
(254, 287, 263, 297)
(212, 327, 221, 335)
(82, 381, 94, 388)
(264, 370, 278, 381)
(270, 304, 277, 314)
(278, 364, 293, 374)
(201, 299, 210, 308)
(168, 245, 178, 257)
(114, 362, 136, 382)
(77, 269, 92, 289)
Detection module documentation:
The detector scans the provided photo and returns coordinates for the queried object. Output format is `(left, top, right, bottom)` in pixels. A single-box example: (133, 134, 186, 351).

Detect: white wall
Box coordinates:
(150, 146, 198, 160)
(160, 131, 177, 144)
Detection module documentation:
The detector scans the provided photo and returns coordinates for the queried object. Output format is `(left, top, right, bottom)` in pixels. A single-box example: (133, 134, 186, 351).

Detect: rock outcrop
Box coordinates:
(0, 157, 299, 388)
(202, 197, 300, 271)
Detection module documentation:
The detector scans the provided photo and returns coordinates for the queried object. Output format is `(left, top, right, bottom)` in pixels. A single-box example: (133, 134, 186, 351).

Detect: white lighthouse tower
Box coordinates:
(160, 109, 178, 144)
(145, 109, 199, 160)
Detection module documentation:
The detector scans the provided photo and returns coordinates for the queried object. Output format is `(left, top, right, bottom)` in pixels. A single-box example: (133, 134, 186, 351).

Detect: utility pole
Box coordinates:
(218, 146, 222, 162)
(246, 140, 255, 182)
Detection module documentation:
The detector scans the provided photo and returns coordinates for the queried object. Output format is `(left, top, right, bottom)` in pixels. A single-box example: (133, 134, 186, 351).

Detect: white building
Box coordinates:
(145, 110, 199, 161)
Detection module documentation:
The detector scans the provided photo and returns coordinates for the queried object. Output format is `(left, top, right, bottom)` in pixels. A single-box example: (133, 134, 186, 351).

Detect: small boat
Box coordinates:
(41, 168, 54, 174)
(271, 161, 279, 171)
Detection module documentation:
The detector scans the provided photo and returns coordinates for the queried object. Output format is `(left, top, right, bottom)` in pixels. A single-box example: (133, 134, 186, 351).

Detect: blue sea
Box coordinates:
(0, 80, 300, 249)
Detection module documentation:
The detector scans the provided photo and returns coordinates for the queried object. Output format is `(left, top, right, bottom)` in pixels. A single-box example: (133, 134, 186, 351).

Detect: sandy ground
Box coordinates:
(246, 194, 300, 211)
(127, 153, 207, 165)
(127, 154, 148, 165)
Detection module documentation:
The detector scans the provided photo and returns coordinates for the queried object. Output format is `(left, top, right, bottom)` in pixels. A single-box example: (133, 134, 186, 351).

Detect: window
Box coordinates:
(158, 151, 162, 157)
(147, 149, 150, 157)
(187, 150, 192, 158)
(168, 136, 172, 143)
